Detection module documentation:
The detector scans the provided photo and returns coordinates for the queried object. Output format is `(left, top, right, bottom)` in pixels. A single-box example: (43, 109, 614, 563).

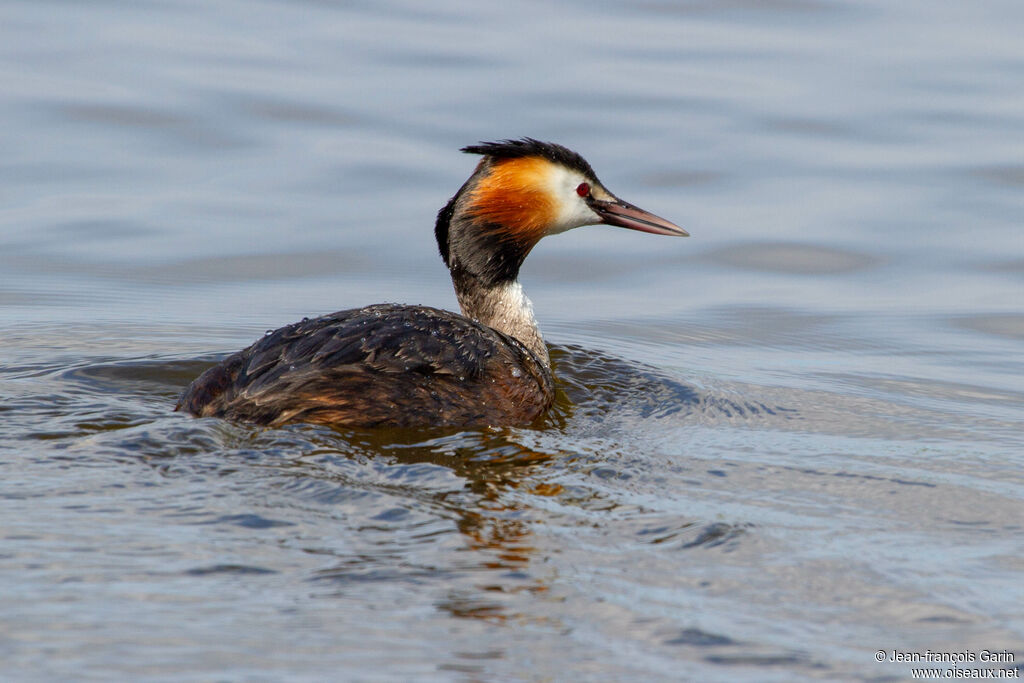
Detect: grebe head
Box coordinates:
(435, 138, 687, 287)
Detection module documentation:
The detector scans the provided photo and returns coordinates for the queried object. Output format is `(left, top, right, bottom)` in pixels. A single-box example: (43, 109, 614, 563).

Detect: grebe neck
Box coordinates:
(451, 270, 548, 367)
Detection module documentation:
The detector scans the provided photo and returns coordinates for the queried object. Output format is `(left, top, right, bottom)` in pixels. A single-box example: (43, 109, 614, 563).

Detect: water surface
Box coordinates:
(2, 0, 1023, 680)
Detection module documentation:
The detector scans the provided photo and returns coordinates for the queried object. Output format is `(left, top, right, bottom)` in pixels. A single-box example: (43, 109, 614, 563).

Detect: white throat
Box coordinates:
(455, 280, 548, 366)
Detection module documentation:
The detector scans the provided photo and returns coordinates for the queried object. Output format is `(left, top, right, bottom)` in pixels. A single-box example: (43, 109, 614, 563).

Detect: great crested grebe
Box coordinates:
(177, 139, 687, 428)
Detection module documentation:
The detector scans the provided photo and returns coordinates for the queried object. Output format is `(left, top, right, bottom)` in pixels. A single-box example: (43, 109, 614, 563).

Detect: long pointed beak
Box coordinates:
(591, 197, 689, 237)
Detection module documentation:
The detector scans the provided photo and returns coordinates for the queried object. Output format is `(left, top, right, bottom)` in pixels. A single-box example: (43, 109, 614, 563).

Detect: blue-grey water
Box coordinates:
(2, 1, 1023, 681)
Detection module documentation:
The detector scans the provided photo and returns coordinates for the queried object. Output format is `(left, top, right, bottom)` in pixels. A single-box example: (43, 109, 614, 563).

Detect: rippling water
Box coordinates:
(2, 0, 1023, 680)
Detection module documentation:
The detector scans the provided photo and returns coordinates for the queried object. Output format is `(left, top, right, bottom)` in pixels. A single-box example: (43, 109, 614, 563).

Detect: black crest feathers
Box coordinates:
(461, 138, 597, 180)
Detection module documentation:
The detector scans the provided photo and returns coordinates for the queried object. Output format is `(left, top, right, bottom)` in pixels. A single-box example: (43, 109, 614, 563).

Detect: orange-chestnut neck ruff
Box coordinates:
(466, 157, 558, 245)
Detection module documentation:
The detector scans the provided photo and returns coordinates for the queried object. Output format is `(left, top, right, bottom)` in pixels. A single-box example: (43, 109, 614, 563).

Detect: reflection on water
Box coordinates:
(3, 0, 1024, 679)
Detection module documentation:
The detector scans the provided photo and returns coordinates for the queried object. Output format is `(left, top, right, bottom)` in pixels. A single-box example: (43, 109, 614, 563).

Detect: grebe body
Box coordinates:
(177, 139, 687, 428)
(178, 304, 552, 428)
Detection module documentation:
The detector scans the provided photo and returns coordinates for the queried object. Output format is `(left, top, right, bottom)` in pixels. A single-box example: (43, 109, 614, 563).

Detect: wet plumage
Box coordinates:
(177, 139, 687, 428)
(178, 304, 552, 428)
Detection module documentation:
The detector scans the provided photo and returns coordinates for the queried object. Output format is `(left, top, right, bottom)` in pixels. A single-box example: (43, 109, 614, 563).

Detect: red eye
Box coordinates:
(576, 182, 590, 197)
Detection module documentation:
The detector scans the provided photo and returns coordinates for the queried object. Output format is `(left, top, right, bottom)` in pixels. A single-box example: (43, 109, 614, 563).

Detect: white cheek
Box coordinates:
(546, 166, 602, 234)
